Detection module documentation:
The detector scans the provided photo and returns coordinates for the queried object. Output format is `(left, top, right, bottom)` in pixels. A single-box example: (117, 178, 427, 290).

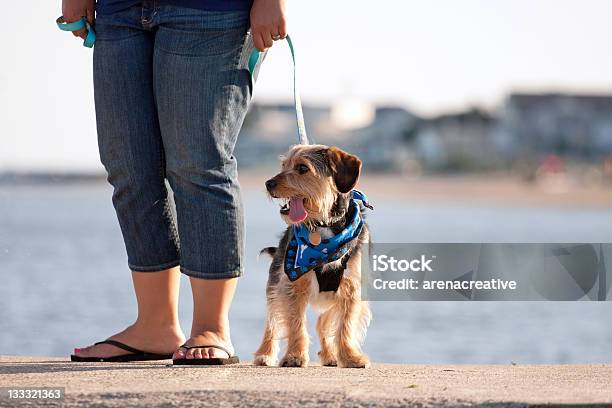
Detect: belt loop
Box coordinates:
(141, 0, 156, 26)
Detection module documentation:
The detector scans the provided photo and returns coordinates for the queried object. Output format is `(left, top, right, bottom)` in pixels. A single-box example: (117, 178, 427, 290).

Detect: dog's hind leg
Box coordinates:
(334, 286, 370, 367)
(334, 253, 371, 368)
(253, 313, 280, 366)
(316, 308, 337, 366)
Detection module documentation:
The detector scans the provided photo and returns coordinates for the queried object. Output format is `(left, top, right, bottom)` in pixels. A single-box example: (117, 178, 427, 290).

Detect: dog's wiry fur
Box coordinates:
(254, 144, 372, 368)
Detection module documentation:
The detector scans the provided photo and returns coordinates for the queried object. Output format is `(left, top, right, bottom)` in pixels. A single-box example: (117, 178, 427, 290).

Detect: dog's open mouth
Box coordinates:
(279, 197, 308, 223)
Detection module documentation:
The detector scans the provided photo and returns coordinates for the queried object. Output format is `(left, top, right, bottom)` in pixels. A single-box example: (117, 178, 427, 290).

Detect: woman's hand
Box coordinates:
(250, 0, 287, 51)
(62, 0, 95, 40)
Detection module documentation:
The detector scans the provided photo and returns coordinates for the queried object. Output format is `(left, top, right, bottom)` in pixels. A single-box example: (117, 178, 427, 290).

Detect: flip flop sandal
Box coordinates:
(172, 344, 239, 366)
(70, 340, 174, 362)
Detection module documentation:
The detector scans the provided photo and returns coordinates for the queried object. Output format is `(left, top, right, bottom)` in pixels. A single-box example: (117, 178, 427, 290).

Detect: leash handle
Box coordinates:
(248, 35, 309, 145)
(56, 16, 96, 48)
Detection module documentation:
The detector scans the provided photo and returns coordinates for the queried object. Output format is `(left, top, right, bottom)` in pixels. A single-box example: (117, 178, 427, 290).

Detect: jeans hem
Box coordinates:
(129, 260, 181, 272)
(180, 266, 243, 280)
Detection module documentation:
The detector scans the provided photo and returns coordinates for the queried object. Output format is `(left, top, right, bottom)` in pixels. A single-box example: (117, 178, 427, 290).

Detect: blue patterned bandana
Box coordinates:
(284, 190, 372, 282)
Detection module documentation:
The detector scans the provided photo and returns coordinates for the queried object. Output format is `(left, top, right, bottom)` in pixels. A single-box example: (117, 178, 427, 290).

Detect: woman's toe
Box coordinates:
(194, 348, 203, 359)
(75, 345, 91, 356)
(172, 348, 185, 360)
(186, 348, 196, 359)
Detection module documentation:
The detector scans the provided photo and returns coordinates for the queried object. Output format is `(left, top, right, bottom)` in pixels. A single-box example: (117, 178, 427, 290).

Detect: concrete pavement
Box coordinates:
(1, 356, 611, 407)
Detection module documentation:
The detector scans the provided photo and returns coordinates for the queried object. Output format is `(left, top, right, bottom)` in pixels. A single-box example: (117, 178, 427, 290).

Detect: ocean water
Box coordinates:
(1, 182, 612, 364)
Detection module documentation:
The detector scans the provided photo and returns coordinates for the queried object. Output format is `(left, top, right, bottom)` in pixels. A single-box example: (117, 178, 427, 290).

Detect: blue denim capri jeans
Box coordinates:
(94, 2, 260, 279)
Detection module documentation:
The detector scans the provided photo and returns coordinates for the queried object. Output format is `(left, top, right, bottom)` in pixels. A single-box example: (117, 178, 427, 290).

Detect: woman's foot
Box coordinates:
(74, 321, 185, 359)
(172, 277, 238, 361)
(172, 330, 234, 360)
(73, 269, 184, 359)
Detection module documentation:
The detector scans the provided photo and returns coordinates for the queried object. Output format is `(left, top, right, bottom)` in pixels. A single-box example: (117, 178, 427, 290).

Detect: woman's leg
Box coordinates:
(152, 6, 256, 359)
(75, 6, 184, 358)
(76, 269, 184, 358)
(175, 277, 238, 359)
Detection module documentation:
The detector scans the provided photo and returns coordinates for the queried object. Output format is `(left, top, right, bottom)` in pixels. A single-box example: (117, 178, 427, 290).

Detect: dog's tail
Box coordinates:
(259, 247, 277, 259)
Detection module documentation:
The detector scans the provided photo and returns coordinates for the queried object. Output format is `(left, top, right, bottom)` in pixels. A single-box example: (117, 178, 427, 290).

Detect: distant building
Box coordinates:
(500, 93, 612, 159)
(413, 108, 500, 171)
(235, 92, 612, 174)
(344, 106, 417, 172)
(236, 103, 416, 171)
(235, 103, 314, 168)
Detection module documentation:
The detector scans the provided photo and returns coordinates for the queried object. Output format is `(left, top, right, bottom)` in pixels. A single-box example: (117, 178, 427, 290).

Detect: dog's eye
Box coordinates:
(296, 164, 310, 174)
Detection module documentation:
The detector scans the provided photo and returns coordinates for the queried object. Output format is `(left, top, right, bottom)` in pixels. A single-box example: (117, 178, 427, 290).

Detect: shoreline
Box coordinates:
(240, 173, 612, 209)
(1, 357, 611, 407)
(3, 173, 612, 209)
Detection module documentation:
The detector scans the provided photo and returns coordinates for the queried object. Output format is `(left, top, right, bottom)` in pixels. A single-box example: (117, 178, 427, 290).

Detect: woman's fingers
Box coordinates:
(278, 21, 287, 39)
(250, 0, 287, 50)
(86, 6, 95, 25)
(72, 28, 87, 39)
(79, 7, 96, 40)
(262, 32, 273, 49)
(253, 29, 273, 51)
(253, 31, 266, 52)
(64, 13, 87, 39)
(62, 0, 95, 42)
(252, 25, 286, 52)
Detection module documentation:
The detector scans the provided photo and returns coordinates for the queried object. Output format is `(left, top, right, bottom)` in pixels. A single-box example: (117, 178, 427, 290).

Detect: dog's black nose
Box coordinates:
(265, 179, 277, 192)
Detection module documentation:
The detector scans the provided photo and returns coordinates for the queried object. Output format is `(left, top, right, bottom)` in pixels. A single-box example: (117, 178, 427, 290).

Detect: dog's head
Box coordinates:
(265, 144, 362, 226)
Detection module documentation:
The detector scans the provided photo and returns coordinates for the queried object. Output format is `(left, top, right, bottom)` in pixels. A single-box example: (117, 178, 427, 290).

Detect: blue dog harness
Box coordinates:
(284, 190, 372, 290)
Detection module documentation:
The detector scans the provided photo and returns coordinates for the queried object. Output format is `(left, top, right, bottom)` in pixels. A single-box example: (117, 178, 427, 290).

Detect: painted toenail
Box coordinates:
(74, 348, 81, 353)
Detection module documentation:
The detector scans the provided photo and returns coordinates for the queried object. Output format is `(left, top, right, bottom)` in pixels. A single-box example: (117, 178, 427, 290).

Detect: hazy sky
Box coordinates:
(2, 0, 612, 170)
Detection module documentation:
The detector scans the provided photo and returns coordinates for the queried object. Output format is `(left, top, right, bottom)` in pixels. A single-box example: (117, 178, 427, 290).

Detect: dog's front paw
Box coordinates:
(279, 354, 309, 367)
(338, 353, 370, 368)
(253, 354, 276, 367)
(318, 351, 337, 367)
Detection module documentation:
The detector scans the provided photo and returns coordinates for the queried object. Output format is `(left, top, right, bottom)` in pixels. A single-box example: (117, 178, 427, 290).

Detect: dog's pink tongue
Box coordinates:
(289, 198, 307, 223)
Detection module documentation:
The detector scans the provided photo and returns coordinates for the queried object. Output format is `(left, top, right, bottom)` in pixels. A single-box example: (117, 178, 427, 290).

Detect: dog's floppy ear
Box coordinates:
(326, 146, 362, 193)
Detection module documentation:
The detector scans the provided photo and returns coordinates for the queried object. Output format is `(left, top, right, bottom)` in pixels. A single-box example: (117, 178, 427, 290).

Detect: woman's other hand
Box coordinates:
(62, 0, 95, 40)
(250, 0, 287, 51)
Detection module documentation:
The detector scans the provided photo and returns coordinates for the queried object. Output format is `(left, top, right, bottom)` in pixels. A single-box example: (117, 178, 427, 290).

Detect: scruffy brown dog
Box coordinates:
(253, 144, 372, 368)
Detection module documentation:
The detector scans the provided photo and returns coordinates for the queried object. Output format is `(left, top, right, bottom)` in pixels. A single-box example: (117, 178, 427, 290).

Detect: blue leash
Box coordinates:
(56, 16, 307, 144)
(248, 36, 309, 145)
(56, 16, 96, 48)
